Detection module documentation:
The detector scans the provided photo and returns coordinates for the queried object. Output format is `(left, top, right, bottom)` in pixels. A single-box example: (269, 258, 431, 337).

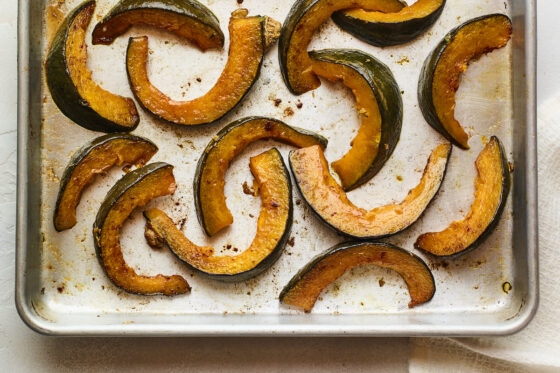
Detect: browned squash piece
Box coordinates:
(144, 148, 292, 282)
(126, 10, 280, 125)
(45, 1, 139, 132)
(279, 0, 404, 94)
(92, 0, 224, 49)
(194, 117, 327, 237)
(280, 242, 435, 312)
(415, 136, 511, 257)
(54, 134, 158, 231)
(290, 143, 451, 238)
(93, 163, 190, 295)
(419, 14, 512, 149)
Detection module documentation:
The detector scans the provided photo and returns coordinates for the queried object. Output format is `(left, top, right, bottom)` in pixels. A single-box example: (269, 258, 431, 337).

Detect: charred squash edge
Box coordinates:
(279, 241, 435, 312)
(45, 0, 140, 133)
(125, 12, 279, 126)
(93, 162, 190, 295)
(414, 136, 511, 258)
(54, 133, 158, 231)
(92, 0, 224, 48)
(145, 148, 293, 282)
(332, 0, 446, 47)
(417, 14, 512, 149)
(289, 144, 451, 239)
(309, 49, 402, 191)
(194, 116, 327, 237)
(278, 0, 406, 95)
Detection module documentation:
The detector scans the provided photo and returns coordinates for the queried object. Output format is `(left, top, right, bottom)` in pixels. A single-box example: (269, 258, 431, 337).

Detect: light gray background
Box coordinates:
(0, 1, 557, 371)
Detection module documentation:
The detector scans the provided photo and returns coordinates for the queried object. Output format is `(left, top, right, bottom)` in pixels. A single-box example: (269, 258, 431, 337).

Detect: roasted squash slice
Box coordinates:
(280, 241, 435, 312)
(290, 143, 451, 239)
(279, 0, 405, 95)
(54, 133, 158, 231)
(144, 148, 292, 282)
(333, 0, 445, 47)
(92, 0, 224, 49)
(415, 137, 510, 257)
(194, 117, 327, 237)
(310, 49, 402, 190)
(93, 162, 190, 295)
(126, 10, 280, 126)
(46, 1, 140, 133)
(418, 14, 512, 149)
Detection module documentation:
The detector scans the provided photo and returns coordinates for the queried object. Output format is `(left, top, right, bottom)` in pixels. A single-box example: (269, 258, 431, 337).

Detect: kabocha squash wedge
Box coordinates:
(92, 0, 224, 49)
(415, 136, 510, 257)
(144, 149, 292, 282)
(194, 117, 327, 237)
(290, 143, 451, 239)
(310, 49, 402, 190)
(280, 241, 435, 312)
(46, 1, 139, 133)
(418, 14, 512, 149)
(279, 0, 405, 95)
(93, 162, 190, 295)
(332, 0, 446, 47)
(54, 133, 158, 231)
(126, 10, 281, 126)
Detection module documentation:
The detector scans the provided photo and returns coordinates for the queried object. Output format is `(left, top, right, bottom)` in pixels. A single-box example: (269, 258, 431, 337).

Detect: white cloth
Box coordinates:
(410, 95, 560, 372)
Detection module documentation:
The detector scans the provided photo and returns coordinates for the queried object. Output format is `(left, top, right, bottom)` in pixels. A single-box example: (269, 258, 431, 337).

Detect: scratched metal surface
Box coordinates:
(16, 0, 538, 335)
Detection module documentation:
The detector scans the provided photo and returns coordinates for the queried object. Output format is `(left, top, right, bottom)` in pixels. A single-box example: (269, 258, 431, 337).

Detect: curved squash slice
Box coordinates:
(126, 10, 281, 126)
(194, 117, 327, 237)
(54, 133, 158, 231)
(290, 143, 451, 239)
(92, 0, 224, 49)
(144, 148, 292, 282)
(310, 49, 402, 191)
(415, 136, 510, 257)
(280, 241, 435, 312)
(93, 162, 190, 295)
(418, 14, 512, 149)
(333, 0, 445, 47)
(279, 0, 405, 95)
(46, 1, 139, 133)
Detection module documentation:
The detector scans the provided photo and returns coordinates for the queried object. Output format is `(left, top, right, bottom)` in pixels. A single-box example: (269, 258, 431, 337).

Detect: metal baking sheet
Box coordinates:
(16, 0, 538, 336)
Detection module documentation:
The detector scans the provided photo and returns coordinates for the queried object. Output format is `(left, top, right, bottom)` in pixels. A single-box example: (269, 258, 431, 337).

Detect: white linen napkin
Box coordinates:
(409, 95, 560, 372)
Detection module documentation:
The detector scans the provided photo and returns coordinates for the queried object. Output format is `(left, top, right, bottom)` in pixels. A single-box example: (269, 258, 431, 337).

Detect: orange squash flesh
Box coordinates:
(126, 12, 279, 125)
(431, 16, 512, 149)
(290, 144, 451, 238)
(196, 118, 326, 237)
(415, 137, 509, 256)
(341, 0, 443, 23)
(282, 0, 404, 94)
(280, 242, 435, 312)
(66, 2, 139, 129)
(311, 60, 382, 190)
(144, 149, 291, 278)
(95, 165, 190, 295)
(54, 138, 157, 231)
(92, 9, 223, 50)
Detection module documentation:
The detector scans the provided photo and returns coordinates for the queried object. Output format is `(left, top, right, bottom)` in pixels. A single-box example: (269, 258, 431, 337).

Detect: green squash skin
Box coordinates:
(289, 144, 451, 240)
(415, 136, 511, 258)
(279, 241, 435, 304)
(332, 0, 446, 47)
(45, 1, 140, 133)
(93, 162, 173, 277)
(309, 49, 403, 191)
(125, 16, 269, 127)
(418, 14, 512, 149)
(148, 148, 293, 282)
(54, 133, 158, 232)
(193, 116, 327, 237)
(92, 0, 224, 46)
